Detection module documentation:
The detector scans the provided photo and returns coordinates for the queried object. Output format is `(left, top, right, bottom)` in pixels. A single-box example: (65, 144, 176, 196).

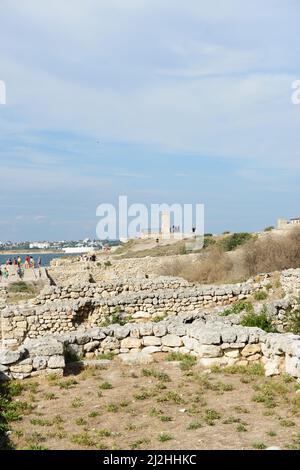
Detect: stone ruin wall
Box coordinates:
(1, 313, 300, 381)
(0, 268, 300, 381)
(0, 277, 266, 348)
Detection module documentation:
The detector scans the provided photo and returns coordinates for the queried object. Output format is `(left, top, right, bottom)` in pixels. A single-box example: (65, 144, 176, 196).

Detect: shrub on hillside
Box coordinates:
(284, 307, 300, 334)
(160, 227, 300, 285)
(254, 290, 268, 301)
(220, 301, 253, 316)
(219, 232, 253, 251)
(203, 236, 216, 248)
(242, 227, 300, 277)
(240, 306, 275, 332)
(161, 247, 233, 284)
(8, 282, 35, 294)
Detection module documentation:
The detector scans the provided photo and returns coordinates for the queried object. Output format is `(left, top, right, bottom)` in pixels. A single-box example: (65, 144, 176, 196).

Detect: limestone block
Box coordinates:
(182, 336, 199, 351)
(75, 333, 91, 345)
(119, 352, 153, 365)
(130, 326, 141, 338)
(83, 341, 100, 352)
(195, 329, 221, 345)
(198, 357, 226, 368)
(264, 356, 281, 376)
(132, 311, 152, 319)
(285, 355, 300, 378)
(30, 368, 64, 378)
(121, 337, 142, 349)
(142, 336, 161, 347)
(139, 323, 153, 336)
(0, 349, 21, 365)
(142, 346, 161, 354)
(247, 353, 261, 362)
(24, 338, 64, 356)
(196, 344, 222, 358)
(161, 334, 183, 347)
(47, 355, 66, 369)
(32, 356, 47, 370)
(224, 349, 240, 358)
(153, 323, 167, 337)
(10, 364, 33, 374)
(221, 329, 237, 343)
(101, 337, 120, 350)
(241, 344, 261, 357)
(221, 342, 245, 349)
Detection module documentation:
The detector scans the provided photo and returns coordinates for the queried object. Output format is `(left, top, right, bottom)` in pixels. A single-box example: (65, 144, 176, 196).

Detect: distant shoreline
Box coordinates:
(0, 250, 64, 255)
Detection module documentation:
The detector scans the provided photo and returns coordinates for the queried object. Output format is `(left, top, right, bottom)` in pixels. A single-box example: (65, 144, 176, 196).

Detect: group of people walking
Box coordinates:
(4, 255, 42, 268)
(0, 255, 42, 281)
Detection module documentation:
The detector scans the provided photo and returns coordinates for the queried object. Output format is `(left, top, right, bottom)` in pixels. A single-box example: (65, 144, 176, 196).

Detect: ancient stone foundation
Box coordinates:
(1, 313, 300, 381)
(0, 277, 266, 348)
(1, 269, 300, 381)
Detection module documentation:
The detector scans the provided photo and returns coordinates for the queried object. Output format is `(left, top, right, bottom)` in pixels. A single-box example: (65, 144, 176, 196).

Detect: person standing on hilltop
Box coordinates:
(17, 256, 22, 267)
(38, 257, 42, 268)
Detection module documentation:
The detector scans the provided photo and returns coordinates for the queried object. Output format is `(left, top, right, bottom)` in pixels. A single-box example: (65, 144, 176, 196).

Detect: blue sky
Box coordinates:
(0, 0, 300, 241)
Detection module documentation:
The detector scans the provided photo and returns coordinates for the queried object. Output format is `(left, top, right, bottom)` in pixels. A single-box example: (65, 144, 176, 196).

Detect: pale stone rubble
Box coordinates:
(280, 268, 300, 296)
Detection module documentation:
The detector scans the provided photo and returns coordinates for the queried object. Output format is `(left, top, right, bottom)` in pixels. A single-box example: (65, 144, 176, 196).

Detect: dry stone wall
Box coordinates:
(0, 278, 265, 348)
(1, 313, 300, 381)
(281, 269, 300, 296)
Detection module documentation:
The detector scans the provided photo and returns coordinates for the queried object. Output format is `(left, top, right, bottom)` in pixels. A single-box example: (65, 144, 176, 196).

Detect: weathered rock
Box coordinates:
(182, 336, 199, 351)
(161, 334, 183, 347)
(285, 354, 300, 378)
(0, 349, 21, 365)
(83, 341, 100, 352)
(24, 338, 63, 356)
(153, 323, 167, 337)
(195, 329, 221, 345)
(101, 337, 120, 350)
(142, 336, 161, 346)
(142, 346, 161, 354)
(241, 344, 261, 357)
(32, 356, 47, 370)
(10, 364, 33, 373)
(119, 352, 153, 365)
(47, 355, 65, 369)
(264, 356, 281, 376)
(196, 344, 222, 358)
(132, 311, 152, 319)
(247, 353, 261, 362)
(121, 337, 142, 349)
(223, 348, 240, 358)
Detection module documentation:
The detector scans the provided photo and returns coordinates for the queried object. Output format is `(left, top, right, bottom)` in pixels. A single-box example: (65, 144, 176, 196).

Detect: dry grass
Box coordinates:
(6, 358, 300, 450)
(160, 228, 300, 284)
(160, 247, 234, 284)
(241, 228, 300, 277)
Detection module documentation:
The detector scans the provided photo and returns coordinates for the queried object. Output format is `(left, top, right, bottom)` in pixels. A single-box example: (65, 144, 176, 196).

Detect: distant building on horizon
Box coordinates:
(29, 242, 50, 249)
(277, 217, 300, 230)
